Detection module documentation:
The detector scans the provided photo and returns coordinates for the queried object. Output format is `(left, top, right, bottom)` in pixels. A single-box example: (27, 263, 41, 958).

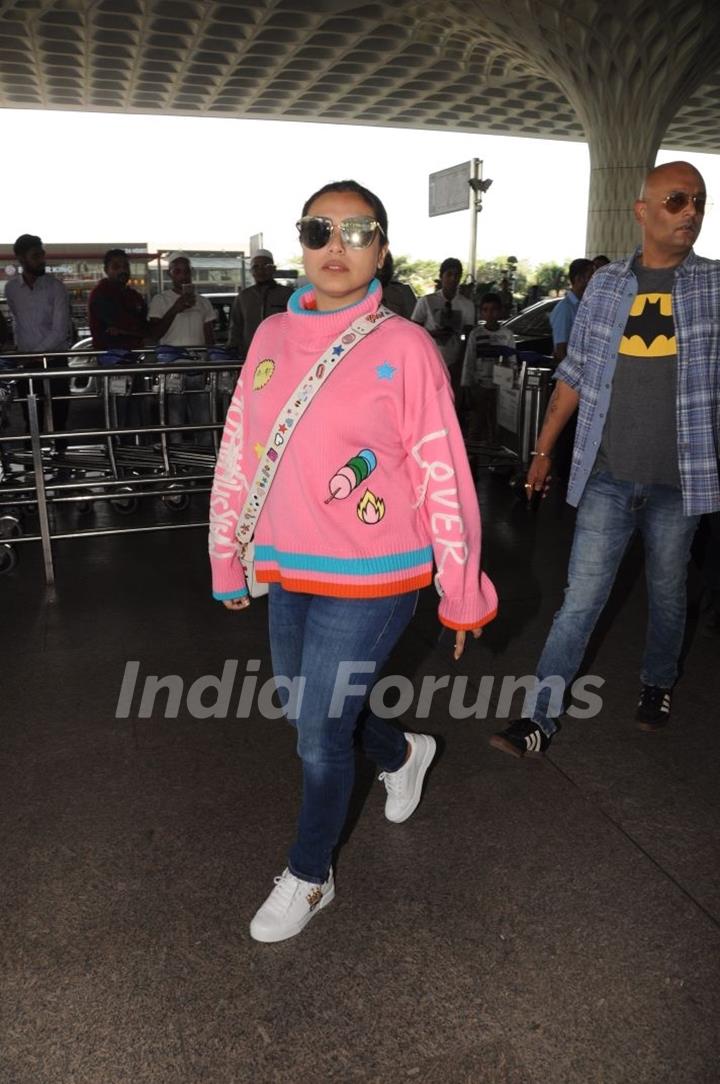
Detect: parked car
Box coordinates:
(503, 296, 559, 358)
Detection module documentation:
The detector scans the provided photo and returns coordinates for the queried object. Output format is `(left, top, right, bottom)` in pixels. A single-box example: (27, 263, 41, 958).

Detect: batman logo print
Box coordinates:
(619, 293, 675, 357)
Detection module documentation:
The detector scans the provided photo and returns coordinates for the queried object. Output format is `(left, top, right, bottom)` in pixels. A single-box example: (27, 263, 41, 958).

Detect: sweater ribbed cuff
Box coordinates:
(437, 572, 498, 630)
(210, 553, 247, 600)
(213, 587, 249, 601)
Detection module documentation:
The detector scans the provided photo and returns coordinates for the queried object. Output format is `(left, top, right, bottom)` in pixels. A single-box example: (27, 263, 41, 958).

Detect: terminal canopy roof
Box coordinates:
(0, 0, 718, 153)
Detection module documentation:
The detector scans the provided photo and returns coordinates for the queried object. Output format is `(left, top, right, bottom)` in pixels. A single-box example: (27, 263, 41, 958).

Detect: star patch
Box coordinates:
(376, 362, 396, 381)
(332, 345, 345, 357)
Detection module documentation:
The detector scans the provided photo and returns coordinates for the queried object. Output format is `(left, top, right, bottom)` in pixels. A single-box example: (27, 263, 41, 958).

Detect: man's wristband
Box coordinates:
(530, 450, 552, 460)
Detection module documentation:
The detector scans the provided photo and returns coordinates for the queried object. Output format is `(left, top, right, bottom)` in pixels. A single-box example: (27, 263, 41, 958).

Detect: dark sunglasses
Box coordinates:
(296, 215, 384, 250)
(660, 191, 707, 214)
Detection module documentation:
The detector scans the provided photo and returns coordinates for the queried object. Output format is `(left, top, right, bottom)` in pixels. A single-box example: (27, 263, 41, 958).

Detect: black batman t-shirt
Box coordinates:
(596, 261, 680, 487)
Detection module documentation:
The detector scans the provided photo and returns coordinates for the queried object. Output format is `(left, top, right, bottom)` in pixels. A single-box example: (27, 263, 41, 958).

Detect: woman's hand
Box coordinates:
(453, 627, 483, 660)
(223, 597, 251, 611)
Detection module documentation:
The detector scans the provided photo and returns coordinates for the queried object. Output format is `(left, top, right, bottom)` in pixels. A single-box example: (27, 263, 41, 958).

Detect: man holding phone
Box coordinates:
(149, 253, 216, 444)
(148, 252, 215, 348)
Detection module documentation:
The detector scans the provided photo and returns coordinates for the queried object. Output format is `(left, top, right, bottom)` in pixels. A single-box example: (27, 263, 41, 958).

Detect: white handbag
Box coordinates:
(235, 305, 395, 599)
(238, 540, 267, 599)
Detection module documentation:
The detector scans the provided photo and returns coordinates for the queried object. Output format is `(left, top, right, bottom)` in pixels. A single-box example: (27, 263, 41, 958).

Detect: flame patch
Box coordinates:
(357, 488, 385, 525)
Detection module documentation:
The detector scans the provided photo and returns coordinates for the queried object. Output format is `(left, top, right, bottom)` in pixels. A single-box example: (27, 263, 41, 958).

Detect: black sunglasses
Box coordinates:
(296, 215, 384, 250)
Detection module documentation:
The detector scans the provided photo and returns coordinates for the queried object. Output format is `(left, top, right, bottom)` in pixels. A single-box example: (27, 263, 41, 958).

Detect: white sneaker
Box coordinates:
(249, 867, 335, 943)
(379, 732, 437, 823)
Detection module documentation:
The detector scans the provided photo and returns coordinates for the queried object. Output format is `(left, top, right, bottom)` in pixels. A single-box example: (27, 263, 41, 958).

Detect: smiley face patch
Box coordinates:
(253, 358, 275, 390)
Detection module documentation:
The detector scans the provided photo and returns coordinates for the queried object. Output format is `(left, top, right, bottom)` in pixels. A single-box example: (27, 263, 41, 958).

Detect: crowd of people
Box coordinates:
(0, 241, 299, 448)
(1, 161, 718, 943)
(0, 230, 605, 455)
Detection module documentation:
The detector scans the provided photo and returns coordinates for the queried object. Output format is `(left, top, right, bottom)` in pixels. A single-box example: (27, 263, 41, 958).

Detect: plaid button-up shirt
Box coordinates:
(556, 248, 720, 516)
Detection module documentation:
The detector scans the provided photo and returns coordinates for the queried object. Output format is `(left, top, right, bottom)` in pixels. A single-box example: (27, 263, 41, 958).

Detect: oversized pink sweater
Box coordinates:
(209, 280, 497, 631)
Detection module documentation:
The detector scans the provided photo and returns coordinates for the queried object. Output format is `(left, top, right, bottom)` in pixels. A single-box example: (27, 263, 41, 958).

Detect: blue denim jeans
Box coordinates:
(523, 471, 700, 736)
(268, 585, 418, 884)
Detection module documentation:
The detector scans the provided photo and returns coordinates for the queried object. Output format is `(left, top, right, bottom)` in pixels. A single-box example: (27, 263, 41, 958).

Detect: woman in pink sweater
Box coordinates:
(209, 180, 497, 943)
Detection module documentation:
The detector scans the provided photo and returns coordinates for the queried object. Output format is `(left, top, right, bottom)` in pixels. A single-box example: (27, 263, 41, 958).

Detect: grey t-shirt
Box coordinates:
(596, 261, 680, 487)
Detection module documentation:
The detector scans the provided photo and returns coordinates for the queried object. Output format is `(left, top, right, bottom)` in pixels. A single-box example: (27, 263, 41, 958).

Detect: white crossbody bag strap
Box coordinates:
(235, 305, 395, 594)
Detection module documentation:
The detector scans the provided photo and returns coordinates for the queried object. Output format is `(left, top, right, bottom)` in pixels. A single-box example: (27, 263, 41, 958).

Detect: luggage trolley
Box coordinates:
(0, 354, 65, 571)
(0, 358, 16, 480)
(0, 348, 241, 582)
(463, 343, 555, 483)
(0, 358, 69, 575)
(65, 347, 218, 515)
(58, 347, 163, 517)
(0, 359, 22, 573)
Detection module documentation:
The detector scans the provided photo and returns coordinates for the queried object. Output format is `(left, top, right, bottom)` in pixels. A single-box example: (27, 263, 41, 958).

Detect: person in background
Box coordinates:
(5, 233, 72, 453)
(411, 257, 475, 392)
(88, 248, 150, 441)
(461, 292, 516, 444)
(497, 276, 514, 319)
(523, 284, 542, 309)
(227, 249, 293, 358)
(148, 253, 215, 445)
(88, 248, 148, 351)
(148, 253, 210, 345)
(210, 180, 496, 943)
(592, 254, 611, 270)
(549, 258, 595, 362)
(377, 252, 416, 318)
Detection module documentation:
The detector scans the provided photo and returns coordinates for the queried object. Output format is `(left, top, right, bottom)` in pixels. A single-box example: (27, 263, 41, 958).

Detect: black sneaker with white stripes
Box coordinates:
(489, 718, 552, 758)
(635, 685, 672, 731)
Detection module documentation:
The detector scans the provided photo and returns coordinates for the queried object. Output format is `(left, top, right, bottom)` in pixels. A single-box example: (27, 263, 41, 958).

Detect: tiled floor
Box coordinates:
(2, 475, 718, 1083)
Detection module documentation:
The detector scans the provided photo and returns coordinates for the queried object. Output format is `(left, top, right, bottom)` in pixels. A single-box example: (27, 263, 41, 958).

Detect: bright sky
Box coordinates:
(4, 109, 719, 268)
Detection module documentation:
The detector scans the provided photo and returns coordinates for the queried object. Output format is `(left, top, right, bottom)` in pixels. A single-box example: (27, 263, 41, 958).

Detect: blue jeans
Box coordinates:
(524, 472, 700, 736)
(268, 585, 418, 884)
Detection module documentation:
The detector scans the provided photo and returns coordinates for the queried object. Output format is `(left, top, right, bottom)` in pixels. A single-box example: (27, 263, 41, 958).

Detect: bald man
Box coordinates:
(491, 161, 719, 756)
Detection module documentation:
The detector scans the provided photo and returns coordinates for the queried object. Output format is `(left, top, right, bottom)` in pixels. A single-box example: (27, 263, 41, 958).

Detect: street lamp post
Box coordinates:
(467, 158, 493, 283)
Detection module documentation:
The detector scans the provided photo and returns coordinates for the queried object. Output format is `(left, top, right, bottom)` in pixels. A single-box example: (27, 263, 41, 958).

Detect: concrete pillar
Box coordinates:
(455, 0, 720, 260)
(575, 66, 708, 259)
(579, 110, 665, 261)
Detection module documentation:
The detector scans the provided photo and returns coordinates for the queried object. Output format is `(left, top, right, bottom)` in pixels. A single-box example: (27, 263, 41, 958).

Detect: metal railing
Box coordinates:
(0, 345, 555, 584)
(0, 347, 240, 584)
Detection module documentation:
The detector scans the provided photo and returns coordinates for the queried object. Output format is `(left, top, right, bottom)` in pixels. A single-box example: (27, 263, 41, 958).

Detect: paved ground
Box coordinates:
(2, 474, 719, 1083)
